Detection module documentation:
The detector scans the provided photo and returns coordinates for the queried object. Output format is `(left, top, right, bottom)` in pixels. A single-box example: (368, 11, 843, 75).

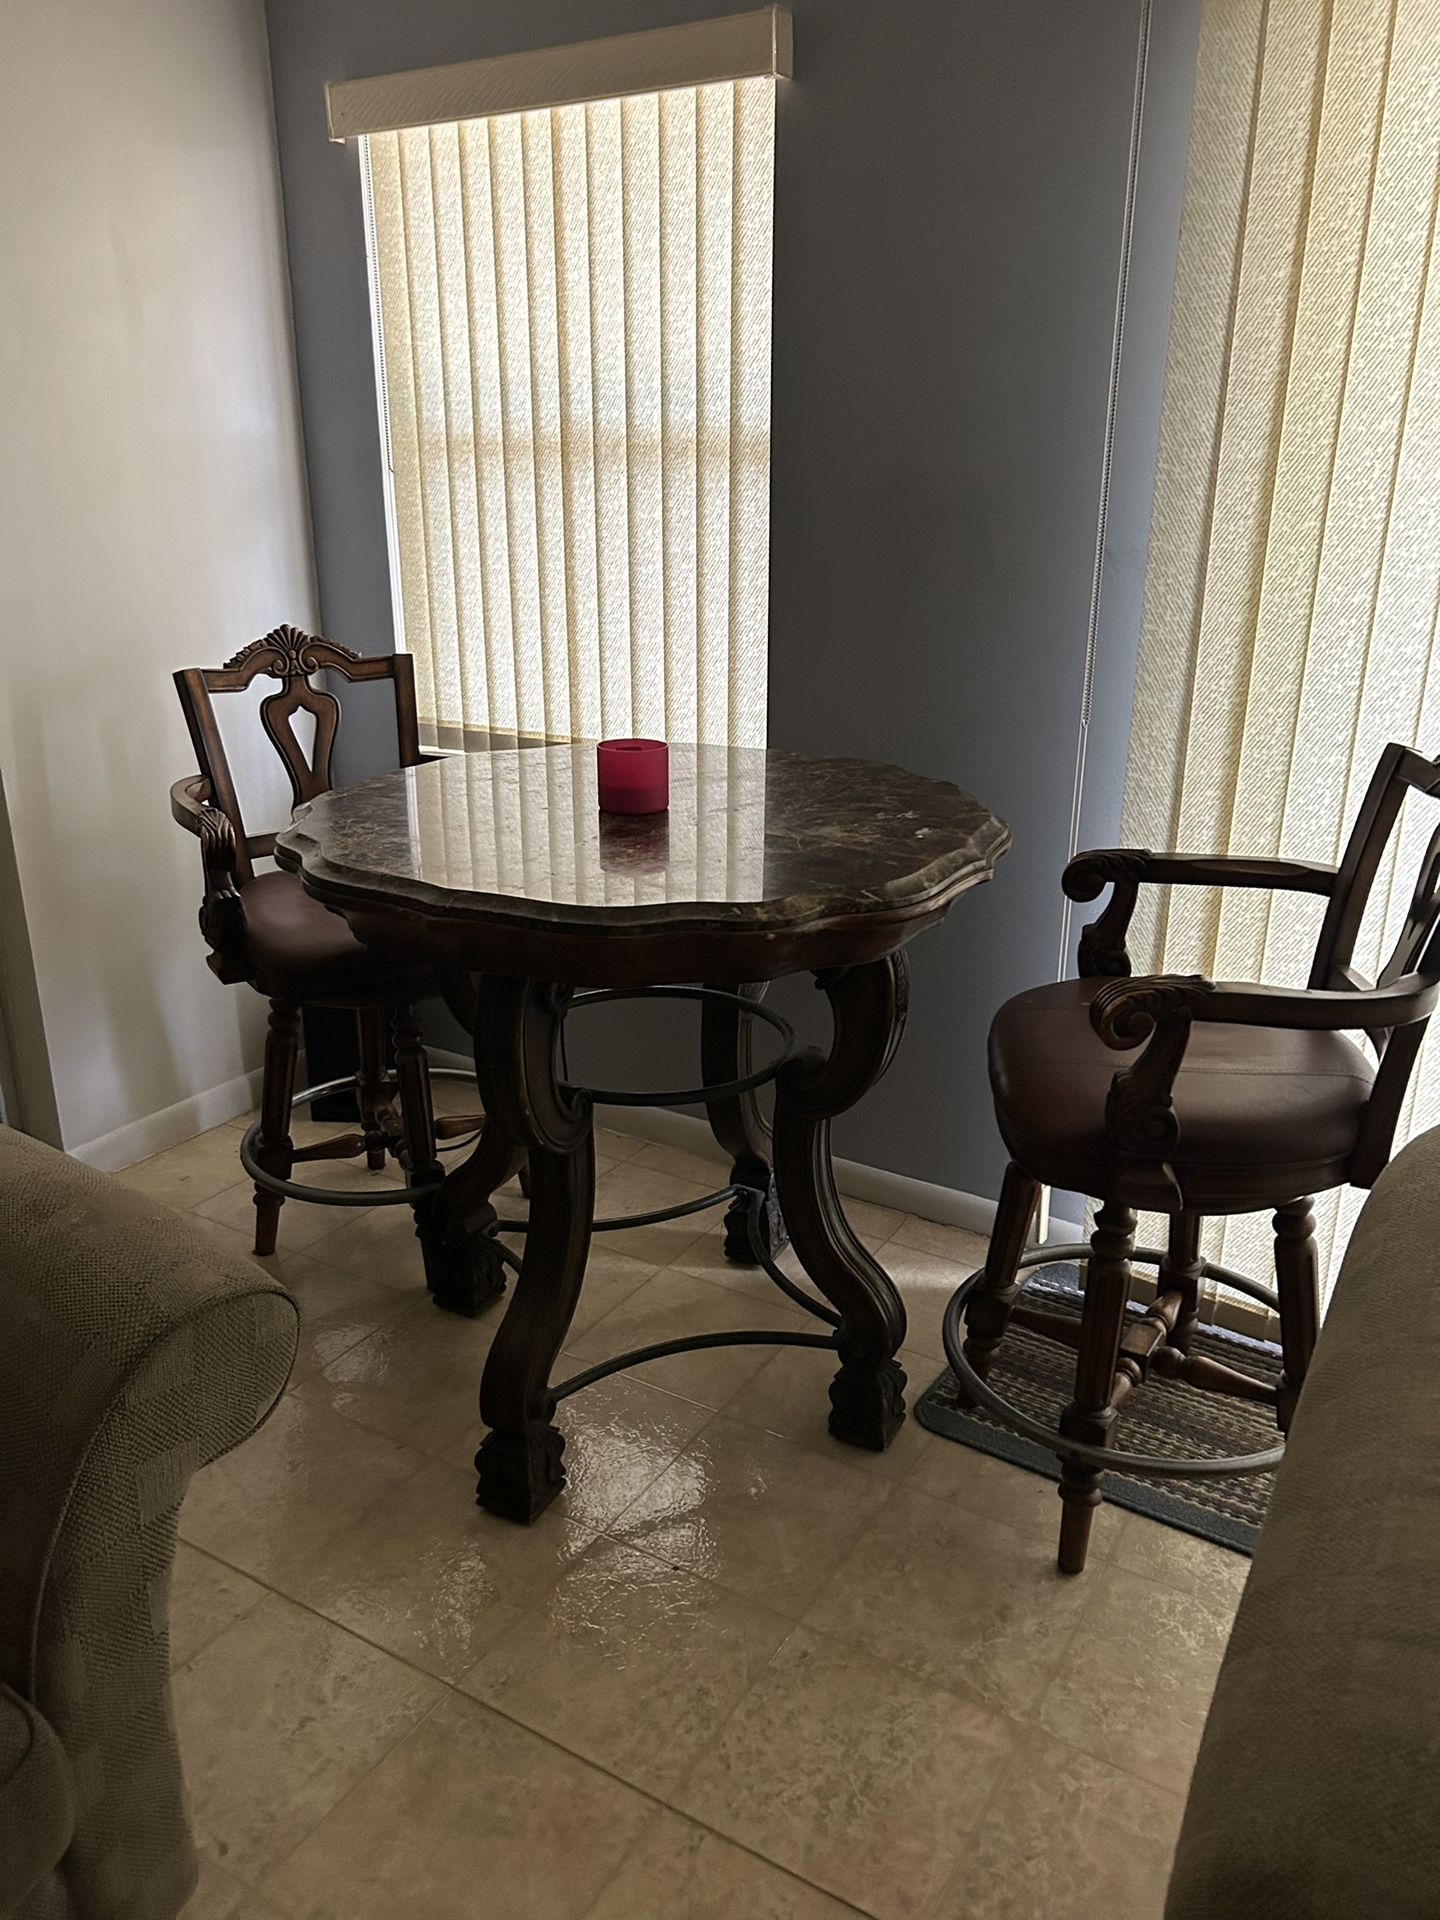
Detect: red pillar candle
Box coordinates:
(596, 738, 669, 814)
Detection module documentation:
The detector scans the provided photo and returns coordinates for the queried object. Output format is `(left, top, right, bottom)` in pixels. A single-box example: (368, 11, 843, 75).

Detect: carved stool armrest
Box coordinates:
(1062, 849, 1337, 979)
(171, 776, 248, 979)
(1089, 973, 1215, 1208)
(1062, 850, 1153, 977)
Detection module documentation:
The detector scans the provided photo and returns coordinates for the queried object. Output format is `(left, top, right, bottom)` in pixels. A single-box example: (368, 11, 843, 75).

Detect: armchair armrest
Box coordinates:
(168, 772, 212, 835)
(0, 1127, 298, 1920)
(170, 776, 247, 980)
(1063, 848, 1337, 978)
(1166, 1127, 1440, 1920)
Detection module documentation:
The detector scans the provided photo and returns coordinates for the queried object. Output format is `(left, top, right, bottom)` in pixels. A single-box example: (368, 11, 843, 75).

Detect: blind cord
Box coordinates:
(1056, 0, 1154, 984)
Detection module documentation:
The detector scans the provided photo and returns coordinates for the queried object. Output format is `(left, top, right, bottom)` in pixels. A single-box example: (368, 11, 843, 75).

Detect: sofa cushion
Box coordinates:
(0, 1128, 299, 1920)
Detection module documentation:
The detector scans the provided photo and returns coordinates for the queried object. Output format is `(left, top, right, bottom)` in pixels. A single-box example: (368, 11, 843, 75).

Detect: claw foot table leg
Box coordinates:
(772, 955, 911, 1452)
(469, 978, 595, 1522)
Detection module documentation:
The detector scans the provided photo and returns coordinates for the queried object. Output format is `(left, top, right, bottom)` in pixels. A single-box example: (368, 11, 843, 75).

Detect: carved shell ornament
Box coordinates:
(222, 624, 362, 680)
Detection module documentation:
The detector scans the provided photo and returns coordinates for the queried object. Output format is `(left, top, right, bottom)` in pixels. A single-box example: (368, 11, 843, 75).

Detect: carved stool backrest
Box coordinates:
(1314, 744, 1440, 1178)
(174, 625, 423, 886)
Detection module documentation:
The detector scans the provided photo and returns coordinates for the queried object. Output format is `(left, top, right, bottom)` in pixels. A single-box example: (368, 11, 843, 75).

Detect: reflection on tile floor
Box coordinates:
(127, 1118, 1245, 1918)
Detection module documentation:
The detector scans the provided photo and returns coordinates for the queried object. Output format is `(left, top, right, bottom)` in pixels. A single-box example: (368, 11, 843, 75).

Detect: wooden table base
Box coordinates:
(430, 958, 912, 1524)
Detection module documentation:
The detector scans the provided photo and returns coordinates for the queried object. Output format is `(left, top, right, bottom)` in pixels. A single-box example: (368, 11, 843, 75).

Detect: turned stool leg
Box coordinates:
(1274, 1196, 1318, 1434)
(1161, 1211, 1204, 1356)
(253, 999, 300, 1256)
(959, 1162, 1042, 1390)
(356, 1006, 391, 1172)
(392, 1003, 446, 1290)
(1056, 1200, 1135, 1575)
(392, 1004, 441, 1185)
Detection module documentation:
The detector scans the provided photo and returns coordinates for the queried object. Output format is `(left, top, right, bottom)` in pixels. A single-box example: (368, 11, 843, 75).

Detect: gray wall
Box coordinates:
(264, 0, 1196, 1203)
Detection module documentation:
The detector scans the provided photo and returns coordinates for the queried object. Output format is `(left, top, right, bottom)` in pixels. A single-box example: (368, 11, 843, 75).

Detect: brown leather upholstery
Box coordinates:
(241, 870, 426, 999)
(990, 978, 1376, 1210)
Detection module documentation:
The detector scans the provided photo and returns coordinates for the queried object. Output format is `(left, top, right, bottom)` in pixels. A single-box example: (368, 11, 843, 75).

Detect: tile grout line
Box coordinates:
(179, 1527, 1179, 1920)
(248, 1687, 454, 1903)
(244, 1602, 885, 1920)
(573, 1808, 879, 1920)
(168, 1541, 272, 1672)
(183, 1435, 1229, 1789)
(163, 1125, 1221, 1900)
(181, 1414, 921, 1912)
(183, 1549, 872, 1918)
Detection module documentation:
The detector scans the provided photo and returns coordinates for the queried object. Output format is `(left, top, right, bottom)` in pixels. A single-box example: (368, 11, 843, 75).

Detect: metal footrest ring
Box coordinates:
(561, 985, 796, 1106)
(940, 1245, 1285, 1479)
(238, 1069, 477, 1207)
(553, 1328, 837, 1401)
(548, 1187, 842, 1400)
(244, 1101, 836, 1345)
(491, 1182, 836, 1323)
(243, 985, 791, 1209)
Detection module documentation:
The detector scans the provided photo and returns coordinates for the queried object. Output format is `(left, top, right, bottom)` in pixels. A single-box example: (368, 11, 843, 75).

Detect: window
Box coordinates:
(343, 16, 787, 751)
(1123, 0, 1440, 1307)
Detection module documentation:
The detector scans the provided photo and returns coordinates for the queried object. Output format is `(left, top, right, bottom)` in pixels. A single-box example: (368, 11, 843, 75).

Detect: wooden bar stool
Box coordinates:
(944, 742, 1440, 1573)
(170, 624, 480, 1268)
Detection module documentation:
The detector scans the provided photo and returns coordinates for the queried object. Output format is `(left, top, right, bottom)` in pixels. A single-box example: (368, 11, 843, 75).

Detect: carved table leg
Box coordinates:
(426, 1119, 525, 1319)
(472, 978, 595, 1522)
(391, 1006, 499, 1320)
(1057, 1200, 1135, 1575)
(771, 956, 910, 1452)
(702, 980, 786, 1264)
(253, 999, 300, 1256)
(392, 1003, 508, 1318)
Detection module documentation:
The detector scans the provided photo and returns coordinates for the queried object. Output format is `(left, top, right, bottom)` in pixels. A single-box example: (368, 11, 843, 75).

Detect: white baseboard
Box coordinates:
(634, 1104, 1005, 1235)
(70, 1067, 264, 1173)
(427, 1048, 1002, 1236)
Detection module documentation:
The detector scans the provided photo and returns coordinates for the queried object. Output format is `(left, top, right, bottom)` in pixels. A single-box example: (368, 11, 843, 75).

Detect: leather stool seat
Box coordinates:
(989, 978, 1375, 1211)
(241, 870, 428, 999)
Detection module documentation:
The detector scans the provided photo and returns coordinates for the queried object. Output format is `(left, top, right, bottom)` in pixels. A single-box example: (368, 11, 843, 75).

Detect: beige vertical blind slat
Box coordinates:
(729, 76, 776, 748)
(1122, 0, 1440, 1305)
(696, 83, 737, 747)
(365, 74, 775, 749)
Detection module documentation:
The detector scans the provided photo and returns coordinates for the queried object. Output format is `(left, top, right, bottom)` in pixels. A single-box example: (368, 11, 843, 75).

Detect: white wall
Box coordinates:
(0, 0, 317, 1165)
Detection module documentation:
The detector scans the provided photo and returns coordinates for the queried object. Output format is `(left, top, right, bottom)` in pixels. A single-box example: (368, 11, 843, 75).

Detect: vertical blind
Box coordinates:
(363, 76, 776, 750)
(1123, 0, 1440, 1303)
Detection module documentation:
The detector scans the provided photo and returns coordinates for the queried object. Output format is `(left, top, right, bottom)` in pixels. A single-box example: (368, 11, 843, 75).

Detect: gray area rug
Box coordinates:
(914, 1264, 1281, 1555)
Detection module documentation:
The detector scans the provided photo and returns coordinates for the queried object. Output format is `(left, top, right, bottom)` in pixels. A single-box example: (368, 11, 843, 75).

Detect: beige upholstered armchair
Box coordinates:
(0, 1128, 297, 1920)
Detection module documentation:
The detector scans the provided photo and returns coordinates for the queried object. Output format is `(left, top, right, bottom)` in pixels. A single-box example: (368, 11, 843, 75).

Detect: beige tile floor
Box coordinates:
(117, 1106, 1247, 1920)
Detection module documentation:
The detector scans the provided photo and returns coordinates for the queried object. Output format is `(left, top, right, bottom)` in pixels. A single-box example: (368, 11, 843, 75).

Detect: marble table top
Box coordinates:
(275, 747, 1008, 943)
